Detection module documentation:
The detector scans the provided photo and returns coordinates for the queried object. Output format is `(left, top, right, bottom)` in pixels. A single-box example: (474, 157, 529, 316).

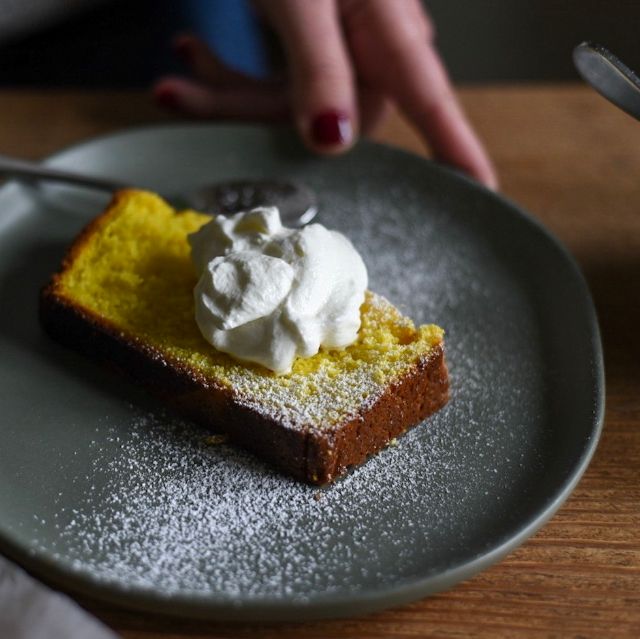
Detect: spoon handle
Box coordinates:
(573, 41, 640, 121)
(0, 153, 318, 226)
(0, 154, 128, 192)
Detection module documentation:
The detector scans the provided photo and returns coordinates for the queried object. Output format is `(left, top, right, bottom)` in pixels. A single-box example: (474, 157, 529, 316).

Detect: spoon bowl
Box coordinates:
(0, 154, 318, 227)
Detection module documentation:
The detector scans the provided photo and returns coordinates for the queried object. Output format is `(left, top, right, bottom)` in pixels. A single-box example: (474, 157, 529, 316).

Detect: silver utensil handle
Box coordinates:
(573, 41, 640, 121)
(0, 154, 128, 193)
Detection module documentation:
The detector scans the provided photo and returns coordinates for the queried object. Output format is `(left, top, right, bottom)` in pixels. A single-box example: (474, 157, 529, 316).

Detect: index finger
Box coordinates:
(345, 0, 498, 189)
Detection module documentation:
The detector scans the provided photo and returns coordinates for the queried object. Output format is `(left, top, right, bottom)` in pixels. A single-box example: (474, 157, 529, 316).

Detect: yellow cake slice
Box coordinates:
(40, 190, 449, 484)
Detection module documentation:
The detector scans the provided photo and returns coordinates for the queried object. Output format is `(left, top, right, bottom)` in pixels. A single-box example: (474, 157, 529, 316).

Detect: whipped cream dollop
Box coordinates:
(189, 206, 368, 374)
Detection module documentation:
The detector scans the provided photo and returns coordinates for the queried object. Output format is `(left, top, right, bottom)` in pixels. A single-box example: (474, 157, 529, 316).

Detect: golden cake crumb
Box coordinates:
(54, 190, 444, 429)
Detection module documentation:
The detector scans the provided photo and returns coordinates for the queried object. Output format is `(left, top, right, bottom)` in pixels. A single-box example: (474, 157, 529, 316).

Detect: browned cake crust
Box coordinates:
(40, 288, 449, 485)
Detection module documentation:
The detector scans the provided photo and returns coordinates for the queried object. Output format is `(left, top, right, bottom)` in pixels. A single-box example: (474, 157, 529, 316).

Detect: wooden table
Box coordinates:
(2, 86, 639, 638)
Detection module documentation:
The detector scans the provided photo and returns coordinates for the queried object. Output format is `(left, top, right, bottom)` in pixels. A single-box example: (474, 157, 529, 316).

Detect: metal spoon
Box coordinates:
(0, 153, 318, 226)
(573, 41, 640, 121)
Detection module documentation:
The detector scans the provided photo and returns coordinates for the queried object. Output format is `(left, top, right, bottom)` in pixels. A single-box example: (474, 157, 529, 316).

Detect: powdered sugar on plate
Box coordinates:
(28, 162, 549, 602)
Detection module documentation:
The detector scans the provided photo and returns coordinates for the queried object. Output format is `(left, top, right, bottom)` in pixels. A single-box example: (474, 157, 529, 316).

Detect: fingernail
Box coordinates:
(310, 111, 352, 147)
(155, 88, 180, 110)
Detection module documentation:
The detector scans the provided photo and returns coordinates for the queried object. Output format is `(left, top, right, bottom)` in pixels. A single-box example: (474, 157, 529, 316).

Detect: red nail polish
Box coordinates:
(155, 88, 180, 110)
(311, 111, 351, 146)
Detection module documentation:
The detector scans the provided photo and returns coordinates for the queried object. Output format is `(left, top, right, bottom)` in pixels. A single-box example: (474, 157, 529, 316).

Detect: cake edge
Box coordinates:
(38, 190, 450, 484)
(40, 286, 448, 484)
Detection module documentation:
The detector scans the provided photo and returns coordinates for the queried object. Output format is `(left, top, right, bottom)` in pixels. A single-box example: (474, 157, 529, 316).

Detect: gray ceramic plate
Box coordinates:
(0, 125, 604, 621)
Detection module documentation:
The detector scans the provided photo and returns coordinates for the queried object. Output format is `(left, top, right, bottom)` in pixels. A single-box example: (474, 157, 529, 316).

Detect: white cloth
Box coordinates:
(0, 555, 117, 639)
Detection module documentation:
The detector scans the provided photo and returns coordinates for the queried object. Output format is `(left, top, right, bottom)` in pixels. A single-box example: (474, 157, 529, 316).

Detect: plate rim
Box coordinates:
(0, 123, 605, 620)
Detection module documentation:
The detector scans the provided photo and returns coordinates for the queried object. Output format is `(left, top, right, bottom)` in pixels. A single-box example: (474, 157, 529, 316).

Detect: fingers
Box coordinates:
(154, 73, 386, 139)
(159, 33, 288, 120)
(406, 48, 498, 189)
(160, 3, 496, 186)
(173, 33, 266, 87)
(259, 0, 357, 154)
(153, 76, 288, 120)
(345, 0, 498, 189)
(400, 46, 497, 189)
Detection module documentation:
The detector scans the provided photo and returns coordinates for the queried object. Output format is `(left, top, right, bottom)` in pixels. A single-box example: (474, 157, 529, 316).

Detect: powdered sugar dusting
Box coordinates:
(28, 149, 550, 605)
(219, 292, 437, 430)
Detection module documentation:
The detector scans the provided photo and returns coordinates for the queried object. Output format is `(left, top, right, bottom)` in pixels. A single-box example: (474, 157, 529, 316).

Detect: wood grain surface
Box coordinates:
(1, 86, 638, 638)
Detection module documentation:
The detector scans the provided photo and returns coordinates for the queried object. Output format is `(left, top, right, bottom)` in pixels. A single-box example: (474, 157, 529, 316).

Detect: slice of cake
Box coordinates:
(39, 190, 449, 484)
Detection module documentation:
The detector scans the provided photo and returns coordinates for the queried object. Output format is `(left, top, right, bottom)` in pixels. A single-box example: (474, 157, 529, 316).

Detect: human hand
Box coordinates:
(154, 0, 497, 189)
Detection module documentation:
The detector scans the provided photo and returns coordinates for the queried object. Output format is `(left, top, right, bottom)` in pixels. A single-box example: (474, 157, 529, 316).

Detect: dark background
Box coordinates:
(0, 0, 639, 87)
